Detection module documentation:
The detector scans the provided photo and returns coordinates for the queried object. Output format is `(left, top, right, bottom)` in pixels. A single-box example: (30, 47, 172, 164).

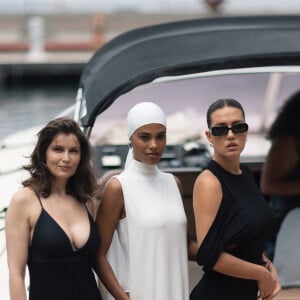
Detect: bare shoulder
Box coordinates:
(6, 187, 37, 220)
(104, 176, 123, 194)
(100, 177, 124, 211)
(194, 169, 221, 191)
(90, 172, 122, 212)
(193, 169, 222, 210)
(98, 169, 122, 190)
(9, 187, 36, 208)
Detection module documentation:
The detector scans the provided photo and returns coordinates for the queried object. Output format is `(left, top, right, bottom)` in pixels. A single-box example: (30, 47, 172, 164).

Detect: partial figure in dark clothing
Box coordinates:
(191, 99, 281, 300)
(261, 91, 300, 251)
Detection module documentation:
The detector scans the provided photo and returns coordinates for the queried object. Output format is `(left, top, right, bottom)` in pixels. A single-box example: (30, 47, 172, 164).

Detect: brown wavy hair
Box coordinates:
(22, 117, 97, 202)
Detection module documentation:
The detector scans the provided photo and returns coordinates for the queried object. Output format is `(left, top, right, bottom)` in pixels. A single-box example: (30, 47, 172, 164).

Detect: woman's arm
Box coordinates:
(193, 170, 222, 248)
(93, 178, 129, 300)
(173, 174, 198, 260)
(193, 171, 276, 298)
(213, 253, 275, 299)
(261, 135, 300, 195)
(5, 189, 31, 300)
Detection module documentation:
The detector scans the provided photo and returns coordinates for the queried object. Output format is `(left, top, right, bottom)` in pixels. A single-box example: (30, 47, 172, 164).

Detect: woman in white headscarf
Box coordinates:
(94, 102, 194, 300)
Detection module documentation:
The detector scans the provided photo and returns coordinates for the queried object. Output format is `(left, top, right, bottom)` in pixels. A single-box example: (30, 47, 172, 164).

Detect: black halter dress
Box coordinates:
(27, 195, 102, 300)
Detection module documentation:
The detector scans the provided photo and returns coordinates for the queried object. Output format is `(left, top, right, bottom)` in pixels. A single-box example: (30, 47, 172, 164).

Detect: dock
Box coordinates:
(0, 12, 205, 82)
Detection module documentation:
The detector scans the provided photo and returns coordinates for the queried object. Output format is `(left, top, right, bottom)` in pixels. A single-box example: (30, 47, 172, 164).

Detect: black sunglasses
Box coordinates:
(210, 122, 248, 136)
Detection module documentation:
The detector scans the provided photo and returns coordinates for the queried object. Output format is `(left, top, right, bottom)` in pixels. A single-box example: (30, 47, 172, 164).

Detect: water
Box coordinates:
(0, 82, 77, 140)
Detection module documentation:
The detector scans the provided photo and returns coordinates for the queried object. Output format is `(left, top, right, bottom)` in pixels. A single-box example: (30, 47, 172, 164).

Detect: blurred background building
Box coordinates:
(1, 0, 300, 84)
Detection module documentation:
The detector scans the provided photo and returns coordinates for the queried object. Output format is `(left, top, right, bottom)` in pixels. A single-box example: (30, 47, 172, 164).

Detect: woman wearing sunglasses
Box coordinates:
(190, 99, 281, 300)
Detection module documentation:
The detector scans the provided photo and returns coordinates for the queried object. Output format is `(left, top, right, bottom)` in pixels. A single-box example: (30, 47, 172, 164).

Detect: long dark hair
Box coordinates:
(206, 98, 245, 128)
(22, 117, 97, 202)
(268, 90, 300, 139)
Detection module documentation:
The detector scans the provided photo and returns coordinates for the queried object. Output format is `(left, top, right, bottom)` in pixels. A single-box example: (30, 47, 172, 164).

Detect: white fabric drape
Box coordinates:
(105, 159, 189, 300)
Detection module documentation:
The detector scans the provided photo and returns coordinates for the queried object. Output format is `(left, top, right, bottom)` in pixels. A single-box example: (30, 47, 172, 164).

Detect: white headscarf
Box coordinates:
(125, 102, 167, 168)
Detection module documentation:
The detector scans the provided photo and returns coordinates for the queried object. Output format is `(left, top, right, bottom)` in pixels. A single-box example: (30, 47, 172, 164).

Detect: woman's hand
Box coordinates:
(261, 255, 281, 300)
(260, 255, 281, 300)
(257, 267, 276, 300)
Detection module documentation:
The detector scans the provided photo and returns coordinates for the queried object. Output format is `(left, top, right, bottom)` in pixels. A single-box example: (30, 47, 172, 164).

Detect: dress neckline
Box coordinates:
(211, 159, 243, 177)
(43, 209, 92, 253)
(127, 158, 159, 177)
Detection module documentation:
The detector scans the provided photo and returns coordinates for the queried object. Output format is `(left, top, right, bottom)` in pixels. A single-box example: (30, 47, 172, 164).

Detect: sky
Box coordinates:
(1, 0, 300, 14)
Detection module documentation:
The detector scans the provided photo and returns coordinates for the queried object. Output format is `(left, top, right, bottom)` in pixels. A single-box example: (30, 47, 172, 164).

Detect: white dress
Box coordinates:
(107, 159, 189, 300)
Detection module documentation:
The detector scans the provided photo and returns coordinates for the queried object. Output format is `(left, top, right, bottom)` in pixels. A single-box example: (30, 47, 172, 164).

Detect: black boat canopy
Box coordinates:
(78, 15, 300, 128)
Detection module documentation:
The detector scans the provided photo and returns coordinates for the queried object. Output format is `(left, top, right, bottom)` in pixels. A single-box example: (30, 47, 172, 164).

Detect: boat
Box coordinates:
(74, 14, 300, 297)
(1, 14, 300, 299)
